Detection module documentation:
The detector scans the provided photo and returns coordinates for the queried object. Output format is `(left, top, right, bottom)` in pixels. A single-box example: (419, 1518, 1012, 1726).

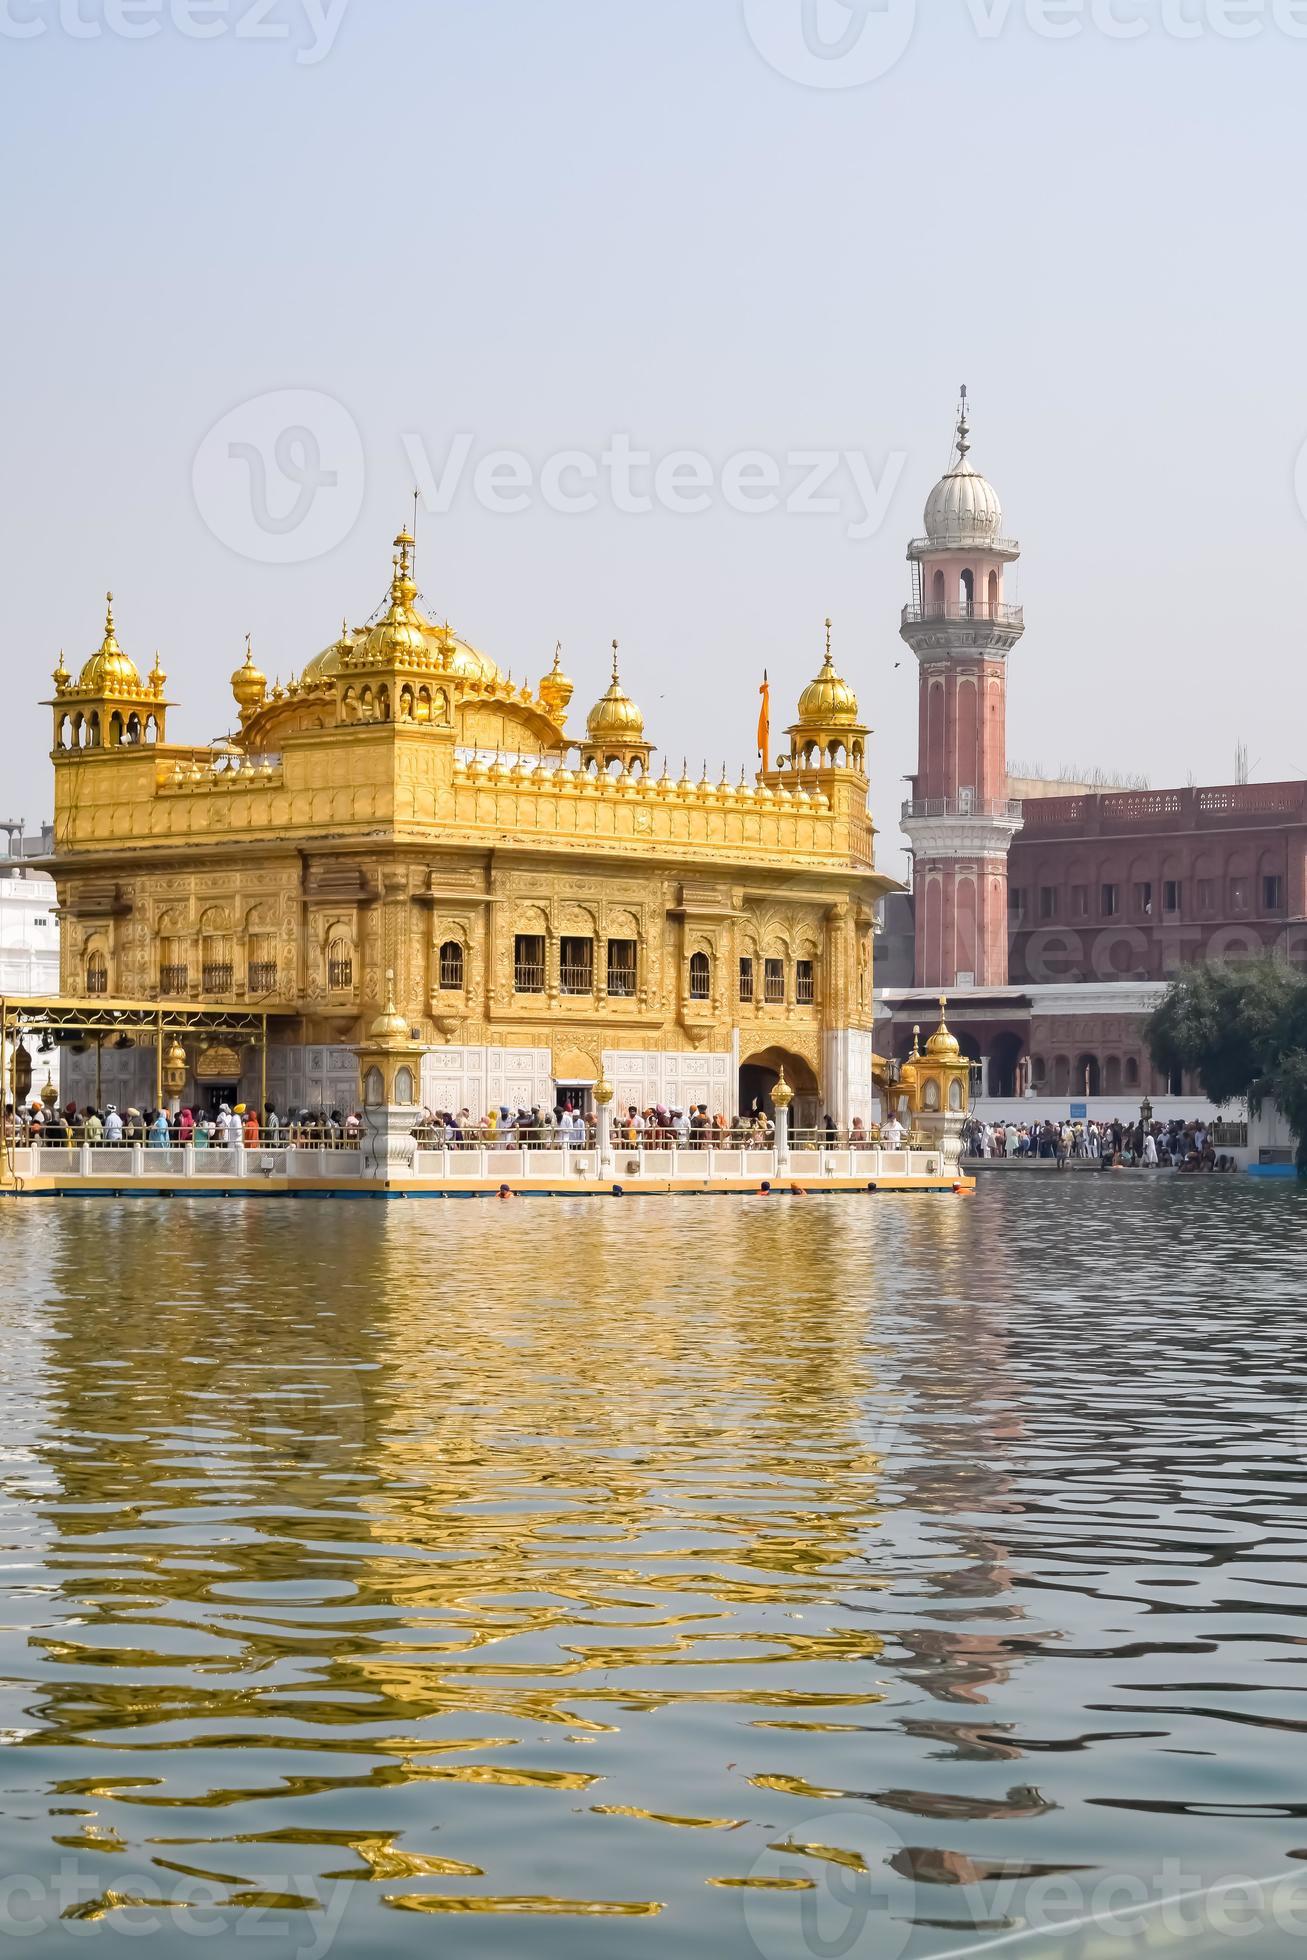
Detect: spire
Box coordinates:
(955, 384, 970, 466)
(611, 638, 621, 683)
(102, 592, 119, 656)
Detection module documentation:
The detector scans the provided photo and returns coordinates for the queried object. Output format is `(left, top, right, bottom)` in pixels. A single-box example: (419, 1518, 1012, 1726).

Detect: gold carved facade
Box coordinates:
(46, 535, 895, 1104)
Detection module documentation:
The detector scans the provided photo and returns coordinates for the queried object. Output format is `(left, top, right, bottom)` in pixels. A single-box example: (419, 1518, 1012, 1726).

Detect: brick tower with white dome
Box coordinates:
(900, 390, 1025, 989)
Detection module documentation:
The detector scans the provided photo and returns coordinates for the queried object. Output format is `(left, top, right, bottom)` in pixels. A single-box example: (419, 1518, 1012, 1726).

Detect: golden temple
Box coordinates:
(44, 527, 906, 1128)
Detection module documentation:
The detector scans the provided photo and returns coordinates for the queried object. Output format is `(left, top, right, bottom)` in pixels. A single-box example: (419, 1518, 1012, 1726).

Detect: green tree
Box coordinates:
(1147, 959, 1307, 1172)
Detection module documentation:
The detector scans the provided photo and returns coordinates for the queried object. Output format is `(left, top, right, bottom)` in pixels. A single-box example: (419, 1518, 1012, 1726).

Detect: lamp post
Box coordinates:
(595, 1074, 615, 1178)
(1140, 1093, 1153, 1143)
(772, 1067, 794, 1173)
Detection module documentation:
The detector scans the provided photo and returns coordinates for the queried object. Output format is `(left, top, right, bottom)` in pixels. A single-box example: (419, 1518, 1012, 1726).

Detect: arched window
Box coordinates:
(1104, 1056, 1122, 1096)
(960, 568, 975, 613)
(327, 938, 354, 991)
(1076, 1054, 1102, 1097)
(689, 952, 711, 1000)
(85, 950, 108, 996)
(394, 1066, 415, 1106)
(159, 938, 189, 997)
(246, 931, 278, 995)
(1125, 1057, 1140, 1088)
(201, 923, 234, 994)
(932, 568, 946, 613)
(362, 1066, 384, 1107)
(987, 569, 999, 617)
(439, 941, 465, 991)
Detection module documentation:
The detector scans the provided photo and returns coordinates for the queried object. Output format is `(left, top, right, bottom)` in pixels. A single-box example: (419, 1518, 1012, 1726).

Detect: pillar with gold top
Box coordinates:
(771, 1065, 795, 1171)
(353, 972, 426, 1179)
(907, 997, 971, 1168)
(594, 1073, 615, 1177)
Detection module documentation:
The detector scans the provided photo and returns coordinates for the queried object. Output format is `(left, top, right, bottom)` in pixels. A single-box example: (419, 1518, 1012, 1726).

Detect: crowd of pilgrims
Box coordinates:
(963, 1115, 1241, 1172)
(7, 1099, 884, 1151)
(5, 1101, 340, 1147)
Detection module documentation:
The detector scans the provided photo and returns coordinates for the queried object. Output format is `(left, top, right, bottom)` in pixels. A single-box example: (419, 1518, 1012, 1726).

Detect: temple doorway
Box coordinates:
(987, 1032, 1025, 1099)
(739, 1048, 820, 1131)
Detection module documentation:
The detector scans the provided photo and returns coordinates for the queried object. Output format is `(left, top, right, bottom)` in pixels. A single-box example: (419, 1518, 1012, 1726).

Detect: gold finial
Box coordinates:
(911, 1024, 922, 1060)
(552, 641, 564, 673)
(611, 639, 621, 682)
(771, 1066, 795, 1111)
(825, 616, 833, 660)
(53, 649, 69, 689)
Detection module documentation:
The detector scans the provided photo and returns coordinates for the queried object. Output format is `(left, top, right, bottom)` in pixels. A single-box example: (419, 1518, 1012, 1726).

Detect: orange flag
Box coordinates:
(757, 671, 771, 768)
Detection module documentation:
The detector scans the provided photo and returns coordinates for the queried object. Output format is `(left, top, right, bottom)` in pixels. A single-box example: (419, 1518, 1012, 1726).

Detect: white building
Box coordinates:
(1, 840, 61, 1109)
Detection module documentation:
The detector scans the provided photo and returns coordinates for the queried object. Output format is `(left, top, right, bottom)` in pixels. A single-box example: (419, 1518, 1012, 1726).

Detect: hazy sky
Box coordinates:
(4, 0, 1306, 878)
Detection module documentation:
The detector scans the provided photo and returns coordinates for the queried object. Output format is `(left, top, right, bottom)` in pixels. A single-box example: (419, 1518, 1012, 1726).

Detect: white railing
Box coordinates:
(8, 1142, 951, 1186)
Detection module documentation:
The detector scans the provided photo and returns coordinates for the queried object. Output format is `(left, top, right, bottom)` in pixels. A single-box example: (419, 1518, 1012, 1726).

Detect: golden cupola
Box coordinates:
(48, 592, 170, 750)
(785, 619, 868, 778)
(538, 644, 574, 726)
(925, 998, 961, 1057)
(580, 642, 654, 775)
(231, 638, 268, 719)
(77, 593, 142, 694)
(357, 529, 430, 667)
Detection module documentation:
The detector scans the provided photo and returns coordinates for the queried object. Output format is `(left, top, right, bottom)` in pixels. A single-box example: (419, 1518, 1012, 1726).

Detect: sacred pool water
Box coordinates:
(0, 1183, 1303, 1959)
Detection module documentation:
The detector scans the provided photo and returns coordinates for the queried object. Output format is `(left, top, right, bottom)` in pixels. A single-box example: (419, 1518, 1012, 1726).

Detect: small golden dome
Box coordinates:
(797, 620, 860, 725)
(77, 593, 143, 694)
(231, 639, 267, 714)
(52, 650, 70, 690)
(586, 642, 645, 741)
(368, 971, 410, 1044)
(539, 643, 574, 723)
(924, 998, 961, 1058)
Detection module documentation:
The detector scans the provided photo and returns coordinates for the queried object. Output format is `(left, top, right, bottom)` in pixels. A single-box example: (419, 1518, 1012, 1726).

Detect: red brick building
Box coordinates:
(1009, 783, 1307, 984)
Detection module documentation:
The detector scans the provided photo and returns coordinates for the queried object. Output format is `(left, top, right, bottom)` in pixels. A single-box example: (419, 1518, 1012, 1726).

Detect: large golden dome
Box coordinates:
(586, 643, 645, 740)
(797, 623, 860, 725)
(77, 593, 143, 694)
(298, 530, 502, 688)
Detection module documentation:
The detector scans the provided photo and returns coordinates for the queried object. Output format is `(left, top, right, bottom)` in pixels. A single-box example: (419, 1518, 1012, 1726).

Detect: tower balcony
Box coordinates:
(907, 532, 1022, 561)
(902, 797, 1024, 823)
(900, 601, 1025, 657)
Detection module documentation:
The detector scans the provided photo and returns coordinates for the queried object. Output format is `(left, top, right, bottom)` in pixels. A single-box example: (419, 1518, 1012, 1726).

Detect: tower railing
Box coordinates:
(902, 797, 1024, 822)
(901, 601, 1025, 628)
(907, 532, 1022, 556)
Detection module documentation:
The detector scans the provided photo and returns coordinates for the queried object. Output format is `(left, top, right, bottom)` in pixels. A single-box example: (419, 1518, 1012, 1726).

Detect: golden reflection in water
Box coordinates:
(10, 1199, 911, 1934)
